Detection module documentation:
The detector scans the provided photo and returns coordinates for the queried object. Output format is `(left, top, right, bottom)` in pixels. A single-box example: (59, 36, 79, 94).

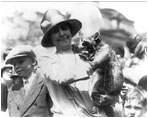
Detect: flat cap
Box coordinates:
(5, 45, 36, 64)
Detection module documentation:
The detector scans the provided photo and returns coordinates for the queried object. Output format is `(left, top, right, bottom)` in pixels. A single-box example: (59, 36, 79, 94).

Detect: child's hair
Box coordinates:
(123, 86, 147, 108)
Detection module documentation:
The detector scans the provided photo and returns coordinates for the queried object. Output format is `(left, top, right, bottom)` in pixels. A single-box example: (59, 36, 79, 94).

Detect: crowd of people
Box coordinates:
(1, 8, 147, 117)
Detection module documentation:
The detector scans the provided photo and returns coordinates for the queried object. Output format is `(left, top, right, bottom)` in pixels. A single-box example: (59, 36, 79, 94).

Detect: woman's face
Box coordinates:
(51, 24, 72, 51)
(10, 56, 34, 79)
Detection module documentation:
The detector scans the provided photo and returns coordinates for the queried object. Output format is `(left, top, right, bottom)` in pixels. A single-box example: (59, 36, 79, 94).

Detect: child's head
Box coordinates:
(123, 86, 147, 117)
(5, 45, 37, 79)
(120, 77, 137, 98)
(1, 64, 14, 88)
(1, 64, 13, 79)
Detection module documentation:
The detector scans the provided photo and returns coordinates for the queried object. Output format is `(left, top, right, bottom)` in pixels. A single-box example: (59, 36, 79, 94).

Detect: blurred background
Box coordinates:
(0, 1, 147, 62)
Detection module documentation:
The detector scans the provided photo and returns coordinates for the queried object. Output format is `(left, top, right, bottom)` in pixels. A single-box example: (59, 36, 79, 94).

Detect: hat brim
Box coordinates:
(5, 54, 31, 64)
(41, 19, 82, 47)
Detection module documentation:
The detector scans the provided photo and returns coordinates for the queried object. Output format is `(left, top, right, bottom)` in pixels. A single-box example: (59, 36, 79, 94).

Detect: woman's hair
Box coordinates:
(123, 86, 147, 107)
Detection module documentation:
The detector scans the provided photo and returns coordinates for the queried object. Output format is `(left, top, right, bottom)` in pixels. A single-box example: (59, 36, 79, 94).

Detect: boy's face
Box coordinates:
(10, 56, 34, 79)
(124, 99, 146, 117)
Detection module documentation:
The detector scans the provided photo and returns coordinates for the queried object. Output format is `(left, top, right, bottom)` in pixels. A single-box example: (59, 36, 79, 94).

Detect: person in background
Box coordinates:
(126, 32, 147, 60)
(39, 9, 123, 116)
(123, 32, 147, 84)
(2, 48, 12, 61)
(122, 86, 147, 117)
(4, 45, 53, 117)
(1, 81, 8, 112)
(9, 73, 24, 91)
(138, 75, 147, 91)
(113, 77, 137, 117)
(1, 64, 13, 112)
(1, 64, 13, 89)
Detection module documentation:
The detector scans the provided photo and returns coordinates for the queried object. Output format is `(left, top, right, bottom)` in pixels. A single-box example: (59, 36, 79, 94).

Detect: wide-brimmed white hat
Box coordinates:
(40, 9, 82, 47)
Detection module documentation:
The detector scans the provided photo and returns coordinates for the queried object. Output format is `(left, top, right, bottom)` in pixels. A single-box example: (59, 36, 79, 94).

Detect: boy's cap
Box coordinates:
(5, 45, 36, 64)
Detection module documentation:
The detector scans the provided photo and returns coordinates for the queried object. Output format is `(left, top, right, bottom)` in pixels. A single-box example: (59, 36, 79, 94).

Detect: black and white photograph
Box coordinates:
(0, 0, 147, 117)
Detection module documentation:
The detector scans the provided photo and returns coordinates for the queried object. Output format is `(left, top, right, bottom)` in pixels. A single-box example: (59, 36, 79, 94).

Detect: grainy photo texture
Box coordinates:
(1, 1, 147, 117)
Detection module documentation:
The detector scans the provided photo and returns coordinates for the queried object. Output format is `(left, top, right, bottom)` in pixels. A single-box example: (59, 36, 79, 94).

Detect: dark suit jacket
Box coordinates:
(7, 70, 53, 117)
(1, 82, 8, 112)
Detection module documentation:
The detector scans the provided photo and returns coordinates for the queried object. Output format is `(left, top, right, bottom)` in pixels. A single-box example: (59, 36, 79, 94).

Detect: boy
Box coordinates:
(5, 45, 53, 117)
